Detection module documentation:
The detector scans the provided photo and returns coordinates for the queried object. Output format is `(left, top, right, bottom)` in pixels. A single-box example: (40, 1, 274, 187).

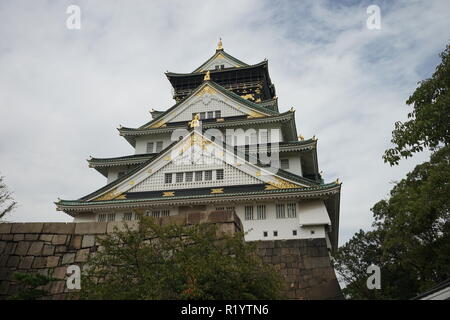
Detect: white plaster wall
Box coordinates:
(298, 200, 331, 226)
(279, 155, 303, 176)
(135, 133, 174, 155)
(107, 166, 130, 184)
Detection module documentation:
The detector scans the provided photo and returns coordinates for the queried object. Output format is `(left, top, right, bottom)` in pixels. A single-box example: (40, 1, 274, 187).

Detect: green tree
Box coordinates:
(0, 174, 17, 220)
(334, 146, 450, 299)
(336, 44, 450, 299)
(79, 217, 285, 300)
(383, 44, 450, 165)
(8, 272, 54, 300)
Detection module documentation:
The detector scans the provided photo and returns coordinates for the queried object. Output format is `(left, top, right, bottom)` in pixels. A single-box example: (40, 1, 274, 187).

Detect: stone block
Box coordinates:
(106, 221, 139, 233)
(0, 255, 8, 267)
(52, 266, 67, 280)
(42, 244, 55, 256)
(0, 241, 5, 254)
(0, 223, 12, 234)
(207, 211, 233, 223)
(32, 256, 46, 268)
(159, 214, 186, 227)
(82, 235, 96, 248)
(46, 256, 60, 268)
(2, 234, 13, 241)
(69, 235, 82, 249)
(14, 241, 30, 256)
(18, 256, 34, 269)
(52, 235, 67, 245)
(75, 248, 90, 262)
(11, 223, 43, 234)
(7, 255, 20, 267)
(28, 242, 44, 255)
(0, 281, 9, 295)
(49, 281, 66, 294)
(13, 234, 24, 241)
(24, 234, 40, 241)
(55, 245, 67, 253)
(74, 222, 107, 235)
(43, 223, 75, 234)
(61, 253, 75, 265)
(40, 234, 53, 242)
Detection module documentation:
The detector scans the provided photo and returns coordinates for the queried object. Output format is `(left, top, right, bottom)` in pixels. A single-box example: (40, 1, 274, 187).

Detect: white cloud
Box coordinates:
(0, 0, 448, 245)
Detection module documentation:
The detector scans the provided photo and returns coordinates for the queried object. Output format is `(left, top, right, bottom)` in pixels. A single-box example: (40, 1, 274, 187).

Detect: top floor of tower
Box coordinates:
(165, 39, 276, 105)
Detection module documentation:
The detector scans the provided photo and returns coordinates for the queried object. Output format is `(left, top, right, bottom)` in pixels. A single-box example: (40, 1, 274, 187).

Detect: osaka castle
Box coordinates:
(56, 40, 342, 252)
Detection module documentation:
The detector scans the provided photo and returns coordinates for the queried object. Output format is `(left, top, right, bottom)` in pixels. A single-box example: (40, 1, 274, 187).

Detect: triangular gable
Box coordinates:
(89, 131, 309, 201)
(144, 81, 273, 129)
(193, 50, 248, 73)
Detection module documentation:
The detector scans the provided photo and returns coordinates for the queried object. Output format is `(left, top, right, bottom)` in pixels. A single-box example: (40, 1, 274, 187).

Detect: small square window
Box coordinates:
(293, 230, 297, 236)
(280, 159, 290, 169)
(205, 170, 212, 181)
(215, 110, 221, 118)
(146, 142, 154, 153)
(310, 230, 315, 235)
(273, 231, 278, 237)
(263, 231, 268, 237)
(155, 141, 163, 153)
(215, 65, 220, 70)
(220, 64, 225, 69)
(195, 171, 203, 181)
(185, 172, 193, 182)
(216, 169, 224, 180)
(207, 111, 214, 119)
(176, 172, 184, 183)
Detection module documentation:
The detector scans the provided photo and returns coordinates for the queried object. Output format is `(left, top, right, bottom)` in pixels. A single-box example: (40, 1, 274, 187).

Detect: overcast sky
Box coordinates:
(0, 0, 449, 245)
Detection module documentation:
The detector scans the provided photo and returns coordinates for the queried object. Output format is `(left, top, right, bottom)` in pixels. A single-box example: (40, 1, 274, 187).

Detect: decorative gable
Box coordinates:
(88, 131, 307, 201)
(147, 83, 269, 128)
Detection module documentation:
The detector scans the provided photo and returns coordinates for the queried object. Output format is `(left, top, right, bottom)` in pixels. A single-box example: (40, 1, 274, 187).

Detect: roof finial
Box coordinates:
(204, 70, 211, 81)
(216, 38, 223, 51)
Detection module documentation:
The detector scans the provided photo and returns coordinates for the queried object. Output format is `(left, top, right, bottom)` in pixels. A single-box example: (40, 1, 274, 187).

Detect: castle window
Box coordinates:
(257, 205, 266, 220)
(287, 203, 297, 218)
(263, 231, 268, 237)
(199, 112, 206, 120)
(244, 205, 254, 220)
(146, 142, 154, 153)
(216, 169, 224, 180)
(161, 210, 170, 217)
(215, 65, 220, 70)
(98, 213, 107, 222)
(176, 172, 184, 183)
(195, 171, 203, 181)
(122, 212, 133, 221)
(165, 173, 172, 184)
(273, 231, 278, 237)
(107, 213, 116, 222)
(207, 111, 214, 119)
(276, 204, 286, 219)
(151, 210, 160, 218)
(155, 141, 163, 153)
(293, 230, 297, 236)
(215, 110, 221, 118)
(220, 64, 225, 69)
(215, 207, 225, 211)
(310, 230, 315, 235)
(205, 170, 212, 181)
(280, 159, 290, 169)
(226, 206, 235, 211)
(185, 171, 193, 182)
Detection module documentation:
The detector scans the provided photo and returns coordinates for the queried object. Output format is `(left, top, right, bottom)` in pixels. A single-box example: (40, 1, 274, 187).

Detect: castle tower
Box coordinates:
(56, 40, 341, 254)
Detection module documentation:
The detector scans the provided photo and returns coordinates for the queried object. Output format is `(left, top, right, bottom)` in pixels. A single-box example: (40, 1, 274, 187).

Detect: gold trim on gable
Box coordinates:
(195, 85, 216, 97)
(211, 188, 224, 194)
(162, 191, 175, 197)
(265, 177, 302, 190)
(94, 188, 126, 201)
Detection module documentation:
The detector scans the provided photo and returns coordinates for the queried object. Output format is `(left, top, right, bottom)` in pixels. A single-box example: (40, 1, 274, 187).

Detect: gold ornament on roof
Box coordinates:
(189, 113, 201, 128)
(217, 38, 223, 50)
(204, 70, 211, 81)
(298, 135, 305, 141)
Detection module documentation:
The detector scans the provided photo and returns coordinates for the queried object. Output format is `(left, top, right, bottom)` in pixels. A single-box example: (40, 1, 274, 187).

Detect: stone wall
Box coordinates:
(0, 212, 342, 300)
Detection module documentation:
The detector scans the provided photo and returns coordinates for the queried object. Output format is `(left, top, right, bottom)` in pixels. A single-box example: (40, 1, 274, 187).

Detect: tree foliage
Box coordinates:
(79, 217, 285, 300)
(0, 174, 17, 220)
(334, 146, 450, 299)
(8, 272, 54, 300)
(384, 44, 450, 165)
